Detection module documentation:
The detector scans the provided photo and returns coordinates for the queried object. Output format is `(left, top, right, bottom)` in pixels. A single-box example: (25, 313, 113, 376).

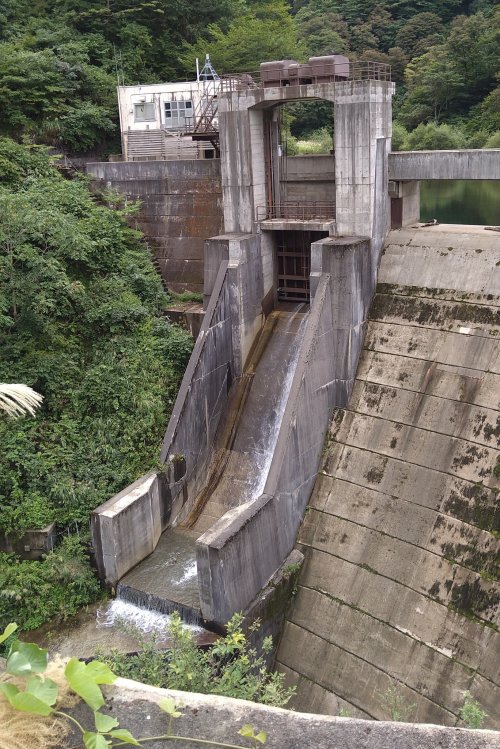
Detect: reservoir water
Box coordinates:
(420, 180, 499, 225)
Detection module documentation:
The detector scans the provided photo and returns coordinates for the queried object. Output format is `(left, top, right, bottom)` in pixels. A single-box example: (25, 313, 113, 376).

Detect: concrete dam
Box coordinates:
(88, 65, 500, 727)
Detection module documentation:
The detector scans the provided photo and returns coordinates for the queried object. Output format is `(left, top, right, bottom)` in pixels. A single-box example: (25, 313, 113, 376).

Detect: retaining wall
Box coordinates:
(92, 259, 234, 584)
(86, 159, 224, 293)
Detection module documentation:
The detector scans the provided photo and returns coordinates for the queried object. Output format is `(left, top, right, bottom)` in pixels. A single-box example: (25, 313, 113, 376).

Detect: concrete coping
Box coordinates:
(72, 678, 500, 749)
(93, 470, 157, 518)
(196, 495, 272, 549)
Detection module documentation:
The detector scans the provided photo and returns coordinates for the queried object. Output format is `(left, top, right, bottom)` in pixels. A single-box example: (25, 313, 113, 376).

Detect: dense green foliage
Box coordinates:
(0, 139, 192, 537)
(0, 138, 192, 628)
(0, 537, 101, 630)
(98, 612, 295, 708)
(0, 0, 497, 151)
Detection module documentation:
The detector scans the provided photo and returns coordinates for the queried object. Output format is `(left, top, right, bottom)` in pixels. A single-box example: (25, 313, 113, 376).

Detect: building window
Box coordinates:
(164, 100, 193, 130)
(134, 102, 155, 122)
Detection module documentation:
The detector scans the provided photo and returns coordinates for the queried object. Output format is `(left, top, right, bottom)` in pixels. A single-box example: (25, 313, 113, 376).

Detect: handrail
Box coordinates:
(220, 61, 391, 92)
(257, 202, 336, 221)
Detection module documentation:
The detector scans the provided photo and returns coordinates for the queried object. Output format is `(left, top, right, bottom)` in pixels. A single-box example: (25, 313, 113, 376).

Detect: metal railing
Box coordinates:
(257, 202, 336, 221)
(221, 61, 391, 92)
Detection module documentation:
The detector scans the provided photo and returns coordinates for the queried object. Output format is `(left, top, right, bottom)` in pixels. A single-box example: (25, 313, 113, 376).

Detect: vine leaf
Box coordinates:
(25, 675, 58, 706)
(94, 711, 119, 732)
(65, 659, 116, 711)
(0, 683, 53, 716)
(6, 642, 48, 676)
(109, 729, 141, 745)
(83, 731, 111, 749)
(159, 697, 182, 718)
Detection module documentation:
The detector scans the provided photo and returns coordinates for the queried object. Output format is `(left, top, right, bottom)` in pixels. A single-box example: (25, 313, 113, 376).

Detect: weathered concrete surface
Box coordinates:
(86, 160, 224, 293)
(59, 679, 500, 749)
(92, 260, 234, 584)
(197, 238, 375, 625)
(282, 154, 335, 203)
(91, 471, 164, 585)
(0, 522, 56, 561)
(389, 149, 500, 181)
(390, 180, 420, 228)
(382, 225, 500, 294)
(218, 80, 394, 242)
(276, 225, 500, 727)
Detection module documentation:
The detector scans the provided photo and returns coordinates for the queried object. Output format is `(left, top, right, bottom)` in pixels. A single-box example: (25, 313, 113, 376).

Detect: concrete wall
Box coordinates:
(282, 154, 335, 203)
(92, 231, 270, 583)
(276, 226, 500, 727)
(388, 149, 500, 181)
(92, 260, 234, 584)
(218, 80, 394, 239)
(159, 259, 234, 524)
(58, 679, 500, 749)
(87, 159, 223, 293)
(91, 472, 164, 585)
(390, 180, 420, 228)
(196, 237, 374, 625)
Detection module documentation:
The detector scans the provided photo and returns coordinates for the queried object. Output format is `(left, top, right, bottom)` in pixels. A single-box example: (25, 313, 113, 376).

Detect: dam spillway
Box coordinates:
(115, 305, 308, 621)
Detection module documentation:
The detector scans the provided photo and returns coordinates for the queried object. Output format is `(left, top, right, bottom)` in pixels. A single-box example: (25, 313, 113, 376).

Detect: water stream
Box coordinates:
(92, 306, 309, 632)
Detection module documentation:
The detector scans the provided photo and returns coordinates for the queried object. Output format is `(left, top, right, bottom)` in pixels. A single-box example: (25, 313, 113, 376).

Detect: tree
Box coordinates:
(401, 121, 467, 149)
(181, 0, 304, 73)
(399, 46, 463, 127)
(394, 12, 444, 59)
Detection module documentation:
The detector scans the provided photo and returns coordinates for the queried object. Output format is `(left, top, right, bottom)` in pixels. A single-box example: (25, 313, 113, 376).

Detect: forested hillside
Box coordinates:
(0, 138, 192, 630)
(0, 0, 498, 152)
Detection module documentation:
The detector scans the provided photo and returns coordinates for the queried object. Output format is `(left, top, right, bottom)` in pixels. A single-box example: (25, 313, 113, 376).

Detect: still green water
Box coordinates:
(420, 180, 499, 225)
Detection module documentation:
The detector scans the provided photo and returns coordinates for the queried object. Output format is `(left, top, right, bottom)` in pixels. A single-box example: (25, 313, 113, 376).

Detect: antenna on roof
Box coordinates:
(199, 53, 219, 81)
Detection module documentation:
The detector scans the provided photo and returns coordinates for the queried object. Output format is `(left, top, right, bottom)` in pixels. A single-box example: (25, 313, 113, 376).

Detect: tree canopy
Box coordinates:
(0, 0, 498, 150)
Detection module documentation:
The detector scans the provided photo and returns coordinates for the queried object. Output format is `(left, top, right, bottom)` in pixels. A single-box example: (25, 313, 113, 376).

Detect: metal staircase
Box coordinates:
(185, 54, 221, 156)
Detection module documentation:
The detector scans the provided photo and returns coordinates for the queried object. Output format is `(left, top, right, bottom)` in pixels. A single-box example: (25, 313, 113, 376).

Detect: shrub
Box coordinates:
(98, 612, 295, 708)
(459, 691, 487, 729)
(402, 122, 468, 150)
(0, 536, 101, 631)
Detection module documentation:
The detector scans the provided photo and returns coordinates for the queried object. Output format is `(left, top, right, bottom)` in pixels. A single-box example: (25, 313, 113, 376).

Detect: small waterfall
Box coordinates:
(97, 599, 202, 635)
(108, 580, 203, 628)
(250, 310, 307, 498)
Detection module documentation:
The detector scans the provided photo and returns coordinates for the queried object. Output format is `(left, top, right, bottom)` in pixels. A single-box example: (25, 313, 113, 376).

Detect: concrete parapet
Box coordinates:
(388, 149, 500, 181)
(61, 678, 500, 749)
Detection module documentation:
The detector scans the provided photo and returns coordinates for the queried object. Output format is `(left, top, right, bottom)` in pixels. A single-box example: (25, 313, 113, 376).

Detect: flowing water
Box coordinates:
(113, 304, 309, 621)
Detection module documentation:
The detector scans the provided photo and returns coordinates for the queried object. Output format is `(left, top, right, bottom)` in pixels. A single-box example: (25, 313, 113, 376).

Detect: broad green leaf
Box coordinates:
(255, 731, 267, 744)
(109, 729, 141, 745)
(85, 661, 117, 685)
(26, 676, 58, 707)
(65, 659, 104, 711)
(159, 697, 182, 717)
(0, 623, 18, 645)
(0, 682, 19, 701)
(94, 711, 119, 732)
(6, 642, 48, 676)
(10, 690, 54, 716)
(83, 731, 110, 749)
